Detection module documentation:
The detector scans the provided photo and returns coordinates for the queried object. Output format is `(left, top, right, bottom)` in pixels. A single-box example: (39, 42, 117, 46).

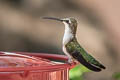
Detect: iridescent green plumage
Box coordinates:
(66, 38, 105, 71)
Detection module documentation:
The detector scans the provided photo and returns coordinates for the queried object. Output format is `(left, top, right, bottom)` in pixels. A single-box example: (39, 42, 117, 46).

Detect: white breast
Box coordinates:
(63, 22, 73, 45)
(62, 21, 74, 60)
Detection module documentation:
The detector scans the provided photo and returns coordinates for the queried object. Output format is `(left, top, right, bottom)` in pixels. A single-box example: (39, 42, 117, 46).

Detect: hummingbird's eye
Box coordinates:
(65, 20, 69, 23)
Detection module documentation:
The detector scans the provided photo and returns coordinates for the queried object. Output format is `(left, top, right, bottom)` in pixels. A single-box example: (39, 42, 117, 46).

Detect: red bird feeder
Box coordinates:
(0, 52, 76, 80)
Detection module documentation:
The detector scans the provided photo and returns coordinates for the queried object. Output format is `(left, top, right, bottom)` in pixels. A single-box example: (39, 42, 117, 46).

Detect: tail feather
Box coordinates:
(96, 63, 106, 69)
(72, 51, 102, 72)
(88, 55, 106, 69)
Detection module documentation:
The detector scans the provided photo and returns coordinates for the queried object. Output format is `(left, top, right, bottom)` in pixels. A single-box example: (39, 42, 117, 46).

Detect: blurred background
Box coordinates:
(0, 0, 120, 80)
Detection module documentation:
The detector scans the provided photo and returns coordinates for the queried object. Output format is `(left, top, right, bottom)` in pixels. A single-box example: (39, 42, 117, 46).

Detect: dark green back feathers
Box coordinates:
(66, 38, 106, 72)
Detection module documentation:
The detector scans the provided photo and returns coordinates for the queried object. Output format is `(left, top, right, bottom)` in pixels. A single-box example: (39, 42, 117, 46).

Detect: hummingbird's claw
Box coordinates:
(65, 58, 72, 65)
(68, 58, 73, 63)
(66, 58, 76, 65)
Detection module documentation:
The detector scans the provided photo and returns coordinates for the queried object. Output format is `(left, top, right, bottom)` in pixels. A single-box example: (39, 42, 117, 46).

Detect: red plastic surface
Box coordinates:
(0, 52, 76, 80)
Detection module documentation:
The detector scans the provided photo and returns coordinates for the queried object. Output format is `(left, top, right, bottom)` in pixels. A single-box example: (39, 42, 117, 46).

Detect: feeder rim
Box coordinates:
(0, 52, 77, 72)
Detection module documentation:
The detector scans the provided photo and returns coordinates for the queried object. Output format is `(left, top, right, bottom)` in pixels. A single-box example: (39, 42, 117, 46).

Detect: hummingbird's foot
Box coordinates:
(66, 58, 74, 65)
(66, 58, 78, 65)
(68, 58, 73, 63)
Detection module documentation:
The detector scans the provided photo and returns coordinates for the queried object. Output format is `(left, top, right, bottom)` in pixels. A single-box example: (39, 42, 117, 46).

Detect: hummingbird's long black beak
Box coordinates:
(42, 17, 63, 22)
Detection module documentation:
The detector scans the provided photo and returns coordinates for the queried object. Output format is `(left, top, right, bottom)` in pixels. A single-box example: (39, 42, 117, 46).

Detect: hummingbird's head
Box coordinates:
(62, 18, 77, 34)
(42, 17, 77, 35)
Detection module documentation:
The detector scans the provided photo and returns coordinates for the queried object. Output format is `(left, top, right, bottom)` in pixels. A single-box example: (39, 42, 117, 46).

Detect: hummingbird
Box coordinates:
(43, 17, 106, 72)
